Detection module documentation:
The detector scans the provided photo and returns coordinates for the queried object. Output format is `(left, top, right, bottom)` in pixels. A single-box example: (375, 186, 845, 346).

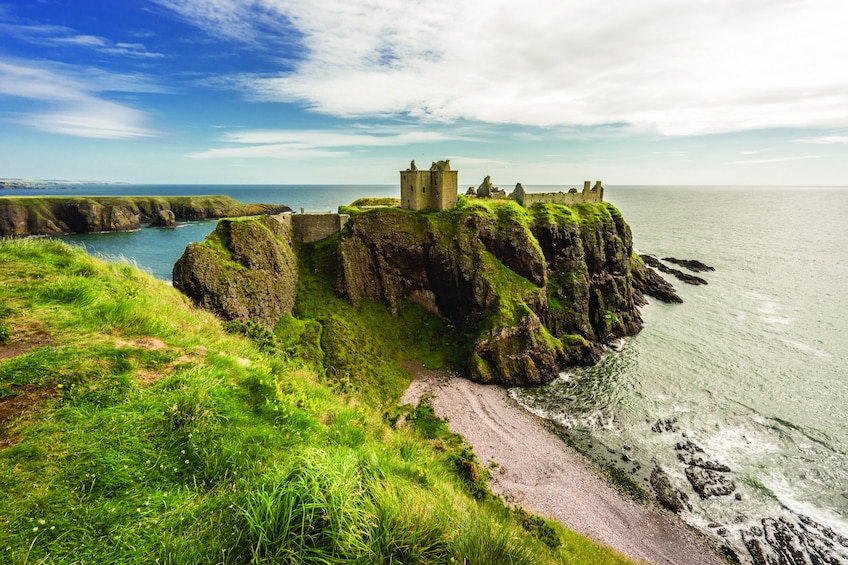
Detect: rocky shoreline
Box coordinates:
(400, 362, 726, 565)
(646, 418, 848, 564)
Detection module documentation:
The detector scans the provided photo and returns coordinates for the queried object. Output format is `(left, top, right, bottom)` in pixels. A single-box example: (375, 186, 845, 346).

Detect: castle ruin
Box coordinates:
(401, 159, 603, 210)
(400, 160, 458, 211)
(508, 180, 604, 206)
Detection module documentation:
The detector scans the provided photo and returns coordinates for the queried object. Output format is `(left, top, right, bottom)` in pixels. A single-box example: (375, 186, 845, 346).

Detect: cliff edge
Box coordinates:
(0, 195, 290, 236)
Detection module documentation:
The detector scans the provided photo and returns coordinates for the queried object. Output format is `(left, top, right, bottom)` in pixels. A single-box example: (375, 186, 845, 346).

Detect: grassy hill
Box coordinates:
(0, 237, 636, 564)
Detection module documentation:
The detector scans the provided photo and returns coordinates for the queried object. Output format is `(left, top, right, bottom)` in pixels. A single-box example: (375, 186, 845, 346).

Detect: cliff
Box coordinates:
(172, 198, 676, 387)
(172, 215, 298, 329)
(332, 199, 647, 386)
(0, 195, 290, 236)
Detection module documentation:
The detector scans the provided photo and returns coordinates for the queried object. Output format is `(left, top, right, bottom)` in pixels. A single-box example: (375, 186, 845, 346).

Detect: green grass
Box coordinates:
(0, 238, 638, 564)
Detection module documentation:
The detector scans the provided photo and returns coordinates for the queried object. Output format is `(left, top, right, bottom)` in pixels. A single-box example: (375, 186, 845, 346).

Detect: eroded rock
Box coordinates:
(173, 215, 297, 329)
(334, 203, 641, 386)
(650, 466, 691, 513)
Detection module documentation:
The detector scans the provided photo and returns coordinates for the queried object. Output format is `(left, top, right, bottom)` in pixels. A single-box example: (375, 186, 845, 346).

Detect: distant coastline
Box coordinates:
(0, 178, 127, 190)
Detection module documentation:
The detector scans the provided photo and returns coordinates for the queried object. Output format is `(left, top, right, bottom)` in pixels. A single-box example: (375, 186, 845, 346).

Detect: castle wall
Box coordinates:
(400, 168, 458, 211)
(278, 213, 350, 243)
(434, 169, 458, 210)
(401, 170, 430, 211)
(510, 181, 603, 207)
(522, 191, 584, 207)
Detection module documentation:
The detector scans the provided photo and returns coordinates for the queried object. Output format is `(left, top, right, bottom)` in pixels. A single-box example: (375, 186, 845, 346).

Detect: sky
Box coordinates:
(1, 0, 847, 186)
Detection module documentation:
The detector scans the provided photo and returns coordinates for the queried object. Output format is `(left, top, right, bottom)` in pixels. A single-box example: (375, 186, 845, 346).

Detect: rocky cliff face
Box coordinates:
(171, 200, 676, 387)
(334, 200, 650, 386)
(172, 215, 298, 329)
(0, 195, 290, 236)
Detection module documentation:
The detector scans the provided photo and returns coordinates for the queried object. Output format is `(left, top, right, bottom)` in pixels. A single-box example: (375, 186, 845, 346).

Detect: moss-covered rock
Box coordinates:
(172, 215, 298, 329)
(329, 200, 641, 385)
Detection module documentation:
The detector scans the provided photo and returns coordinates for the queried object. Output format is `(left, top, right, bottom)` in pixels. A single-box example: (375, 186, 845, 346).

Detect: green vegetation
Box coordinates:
(0, 238, 636, 564)
(1, 194, 240, 211)
(347, 197, 401, 208)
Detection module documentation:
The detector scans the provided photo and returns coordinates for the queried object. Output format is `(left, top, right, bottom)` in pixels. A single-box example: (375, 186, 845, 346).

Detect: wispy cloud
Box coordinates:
(191, 127, 475, 159)
(730, 155, 824, 165)
(0, 59, 158, 139)
(795, 135, 848, 145)
(0, 22, 164, 58)
(159, 0, 848, 136)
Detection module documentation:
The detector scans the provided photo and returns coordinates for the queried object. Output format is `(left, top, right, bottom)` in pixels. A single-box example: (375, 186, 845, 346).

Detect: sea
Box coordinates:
(5, 183, 847, 560)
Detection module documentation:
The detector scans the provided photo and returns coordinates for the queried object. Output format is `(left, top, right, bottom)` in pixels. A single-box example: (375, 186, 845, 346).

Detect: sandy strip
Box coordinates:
(400, 362, 724, 565)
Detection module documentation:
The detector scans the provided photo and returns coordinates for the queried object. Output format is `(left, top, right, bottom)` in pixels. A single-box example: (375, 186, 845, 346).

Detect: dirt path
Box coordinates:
(400, 362, 724, 565)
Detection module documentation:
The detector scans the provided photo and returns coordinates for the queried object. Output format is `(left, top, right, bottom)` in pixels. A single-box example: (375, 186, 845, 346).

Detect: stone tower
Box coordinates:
(400, 159, 458, 211)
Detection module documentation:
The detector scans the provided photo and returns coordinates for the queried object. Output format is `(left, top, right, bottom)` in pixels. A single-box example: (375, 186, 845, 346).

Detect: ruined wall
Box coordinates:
(510, 181, 603, 207)
(435, 169, 458, 210)
(278, 213, 350, 243)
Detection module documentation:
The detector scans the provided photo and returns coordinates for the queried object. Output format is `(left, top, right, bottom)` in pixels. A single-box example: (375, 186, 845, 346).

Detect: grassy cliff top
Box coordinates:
(0, 238, 635, 565)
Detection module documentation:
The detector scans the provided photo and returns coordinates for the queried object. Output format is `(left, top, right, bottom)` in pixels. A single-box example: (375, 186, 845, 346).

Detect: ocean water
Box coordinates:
(9, 183, 847, 558)
(513, 186, 848, 559)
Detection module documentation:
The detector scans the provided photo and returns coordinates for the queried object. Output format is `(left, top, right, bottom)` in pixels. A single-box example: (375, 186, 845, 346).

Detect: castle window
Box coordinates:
(422, 186, 426, 193)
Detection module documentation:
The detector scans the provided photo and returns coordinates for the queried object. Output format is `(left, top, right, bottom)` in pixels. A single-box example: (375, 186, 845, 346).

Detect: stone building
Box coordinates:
(400, 160, 458, 211)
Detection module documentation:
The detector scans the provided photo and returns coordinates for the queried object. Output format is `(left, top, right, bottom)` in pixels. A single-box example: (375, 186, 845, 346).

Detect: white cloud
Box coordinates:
(160, 0, 848, 136)
(795, 135, 848, 145)
(730, 155, 823, 165)
(191, 127, 474, 159)
(0, 60, 158, 139)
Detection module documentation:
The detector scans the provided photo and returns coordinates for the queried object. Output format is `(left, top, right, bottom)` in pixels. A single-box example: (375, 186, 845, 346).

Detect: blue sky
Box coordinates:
(1, 0, 847, 185)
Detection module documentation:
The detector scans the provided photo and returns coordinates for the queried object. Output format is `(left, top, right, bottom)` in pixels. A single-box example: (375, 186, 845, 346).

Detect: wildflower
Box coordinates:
(57, 384, 63, 389)
(32, 527, 38, 532)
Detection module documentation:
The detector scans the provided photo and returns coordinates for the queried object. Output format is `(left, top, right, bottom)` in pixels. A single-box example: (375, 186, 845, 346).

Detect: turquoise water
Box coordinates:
(12, 183, 847, 558)
(4, 184, 396, 280)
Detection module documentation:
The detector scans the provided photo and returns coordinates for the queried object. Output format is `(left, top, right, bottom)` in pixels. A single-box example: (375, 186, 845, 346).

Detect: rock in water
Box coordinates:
(639, 254, 708, 286)
(632, 258, 683, 303)
(650, 466, 690, 513)
(662, 257, 715, 273)
(172, 215, 297, 329)
(150, 209, 177, 227)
